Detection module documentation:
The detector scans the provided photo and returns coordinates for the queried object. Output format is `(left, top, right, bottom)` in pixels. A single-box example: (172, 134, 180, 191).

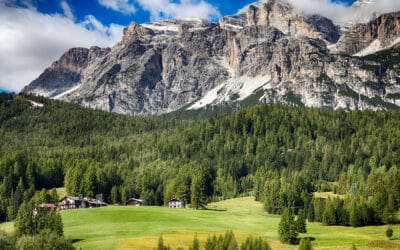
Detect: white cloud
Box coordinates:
(136, 0, 220, 21)
(60, 0, 74, 20)
(0, 2, 124, 92)
(283, 0, 400, 24)
(98, 0, 136, 15)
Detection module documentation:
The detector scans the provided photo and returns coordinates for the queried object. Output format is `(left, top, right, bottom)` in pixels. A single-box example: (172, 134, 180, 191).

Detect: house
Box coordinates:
(168, 198, 185, 208)
(59, 196, 81, 210)
(86, 197, 108, 208)
(59, 196, 107, 210)
(125, 198, 143, 206)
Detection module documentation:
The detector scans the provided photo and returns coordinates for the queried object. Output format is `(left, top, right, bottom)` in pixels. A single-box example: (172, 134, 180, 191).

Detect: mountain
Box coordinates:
(22, 0, 400, 115)
(335, 11, 400, 56)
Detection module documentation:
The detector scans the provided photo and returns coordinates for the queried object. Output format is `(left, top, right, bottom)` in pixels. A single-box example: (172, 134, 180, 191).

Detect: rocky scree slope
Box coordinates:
(22, 0, 400, 115)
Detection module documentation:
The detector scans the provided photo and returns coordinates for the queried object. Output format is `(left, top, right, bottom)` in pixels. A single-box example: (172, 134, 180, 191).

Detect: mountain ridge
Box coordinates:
(22, 0, 400, 115)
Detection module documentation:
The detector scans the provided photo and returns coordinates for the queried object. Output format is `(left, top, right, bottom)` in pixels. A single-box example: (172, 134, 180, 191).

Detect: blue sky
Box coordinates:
(0, 0, 372, 92)
(26, 0, 358, 27)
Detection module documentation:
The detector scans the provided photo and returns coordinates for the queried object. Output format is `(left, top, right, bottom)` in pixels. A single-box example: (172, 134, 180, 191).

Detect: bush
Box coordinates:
(203, 231, 238, 250)
(240, 235, 271, 250)
(0, 230, 16, 250)
(298, 237, 313, 250)
(386, 228, 393, 239)
(16, 230, 74, 250)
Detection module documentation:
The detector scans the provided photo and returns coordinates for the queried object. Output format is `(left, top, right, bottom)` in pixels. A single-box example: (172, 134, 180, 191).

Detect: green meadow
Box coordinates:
(1, 197, 399, 249)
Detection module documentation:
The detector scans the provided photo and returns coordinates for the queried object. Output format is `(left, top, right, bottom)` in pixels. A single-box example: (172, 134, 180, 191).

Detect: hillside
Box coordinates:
(1, 93, 400, 229)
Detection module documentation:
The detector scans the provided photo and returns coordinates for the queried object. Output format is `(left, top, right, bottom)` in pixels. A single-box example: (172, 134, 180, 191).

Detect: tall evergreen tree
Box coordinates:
(296, 209, 307, 233)
(191, 175, 206, 210)
(189, 234, 200, 250)
(279, 208, 299, 244)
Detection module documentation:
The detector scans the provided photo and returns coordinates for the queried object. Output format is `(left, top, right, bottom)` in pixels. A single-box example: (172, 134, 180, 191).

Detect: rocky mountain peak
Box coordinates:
(335, 11, 400, 55)
(219, 0, 341, 44)
(22, 1, 400, 115)
(51, 47, 89, 71)
(122, 21, 155, 43)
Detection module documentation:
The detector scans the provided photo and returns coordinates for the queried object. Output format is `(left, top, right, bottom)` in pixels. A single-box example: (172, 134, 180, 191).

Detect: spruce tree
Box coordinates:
(279, 208, 299, 244)
(189, 234, 200, 250)
(296, 209, 307, 233)
(191, 175, 206, 210)
(157, 236, 170, 250)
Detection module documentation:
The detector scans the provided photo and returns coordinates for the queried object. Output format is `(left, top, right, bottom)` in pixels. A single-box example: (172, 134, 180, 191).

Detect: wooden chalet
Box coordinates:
(168, 198, 185, 208)
(125, 198, 143, 206)
(59, 196, 107, 210)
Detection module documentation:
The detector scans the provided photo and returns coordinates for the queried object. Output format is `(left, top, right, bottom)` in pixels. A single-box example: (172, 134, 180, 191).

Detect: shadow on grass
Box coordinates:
(72, 238, 84, 244)
(205, 208, 228, 212)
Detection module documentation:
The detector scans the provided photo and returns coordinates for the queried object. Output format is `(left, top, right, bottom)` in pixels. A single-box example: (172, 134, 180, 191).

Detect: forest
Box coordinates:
(0, 93, 399, 228)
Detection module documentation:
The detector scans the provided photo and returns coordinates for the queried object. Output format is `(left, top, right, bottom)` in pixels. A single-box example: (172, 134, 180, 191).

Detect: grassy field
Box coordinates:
(313, 192, 346, 200)
(56, 187, 68, 198)
(1, 197, 400, 249)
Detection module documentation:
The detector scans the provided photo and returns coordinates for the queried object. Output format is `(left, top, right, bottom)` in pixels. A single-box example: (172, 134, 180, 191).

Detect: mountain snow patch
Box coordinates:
(188, 74, 271, 110)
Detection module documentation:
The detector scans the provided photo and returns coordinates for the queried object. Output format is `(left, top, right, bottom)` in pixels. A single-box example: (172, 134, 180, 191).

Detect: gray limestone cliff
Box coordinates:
(21, 0, 400, 115)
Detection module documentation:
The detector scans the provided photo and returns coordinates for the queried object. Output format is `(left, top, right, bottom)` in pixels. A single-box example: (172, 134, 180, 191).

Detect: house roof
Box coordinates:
(126, 198, 143, 202)
(168, 198, 183, 202)
(59, 196, 107, 205)
(39, 203, 56, 208)
(59, 196, 81, 202)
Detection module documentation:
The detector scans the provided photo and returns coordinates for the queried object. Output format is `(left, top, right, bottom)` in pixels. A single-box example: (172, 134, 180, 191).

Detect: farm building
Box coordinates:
(125, 198, 143, 206)
(168, 198, 185, 208)
(59, 196, 107, 210)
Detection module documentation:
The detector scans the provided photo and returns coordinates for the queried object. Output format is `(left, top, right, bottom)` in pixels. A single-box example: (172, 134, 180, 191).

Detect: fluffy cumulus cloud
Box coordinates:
(0, 1, 124, 92)
(98, 0, 136, 15)
(135, 0, 220, 21)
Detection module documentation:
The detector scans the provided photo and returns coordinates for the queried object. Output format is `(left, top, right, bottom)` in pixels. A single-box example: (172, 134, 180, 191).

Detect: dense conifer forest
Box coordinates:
(1, 93, 400, 227)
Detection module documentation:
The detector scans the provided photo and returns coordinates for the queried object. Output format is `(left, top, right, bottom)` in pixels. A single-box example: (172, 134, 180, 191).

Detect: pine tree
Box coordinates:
(110, 186, 119, 204)
(157, 236, 170, 250)
(191, 175, 206, 210)
(349, 199, 362, 227)
(224, 231, 238, 250)
(15, 201, 35, 237)
(205, 235, 218, 250)
(240, 235, 271, 250)
(278, 208, 299, 244)
(296, 209, 307, 233)
(307, 202, 315, 222)
(189, 234, 200, 250)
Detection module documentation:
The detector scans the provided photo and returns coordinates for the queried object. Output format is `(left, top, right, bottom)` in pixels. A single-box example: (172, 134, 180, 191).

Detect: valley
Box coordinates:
(2, 0, 400, 249)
